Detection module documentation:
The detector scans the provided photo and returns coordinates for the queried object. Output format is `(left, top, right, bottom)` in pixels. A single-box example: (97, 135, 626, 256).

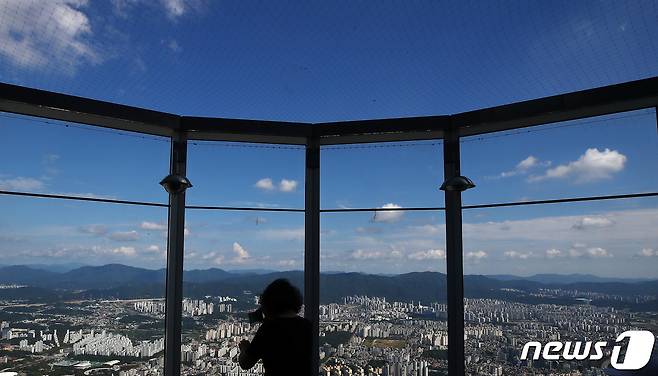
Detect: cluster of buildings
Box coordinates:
(181, 341, 264, 375)
(1, 322, 60, 353)
(134, 298, 220, 316)
(205, 321, 254, 341)
(72, 330, 164, 358)
(461, 298, 646, 375)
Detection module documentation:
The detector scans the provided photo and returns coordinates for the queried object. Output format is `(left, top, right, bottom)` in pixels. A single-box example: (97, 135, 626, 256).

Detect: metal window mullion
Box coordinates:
(444, 127, 466, 375)
(304, 137, 321, 376)
(164, 130, 188, 376)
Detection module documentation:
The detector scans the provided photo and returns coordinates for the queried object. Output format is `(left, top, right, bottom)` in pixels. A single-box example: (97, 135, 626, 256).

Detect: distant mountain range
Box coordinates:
(0, 264, 656, 311)
(485, 273, 654, 284)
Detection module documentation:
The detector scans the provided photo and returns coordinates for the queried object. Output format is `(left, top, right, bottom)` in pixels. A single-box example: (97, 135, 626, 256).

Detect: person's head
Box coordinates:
(259, 279, 303, 318)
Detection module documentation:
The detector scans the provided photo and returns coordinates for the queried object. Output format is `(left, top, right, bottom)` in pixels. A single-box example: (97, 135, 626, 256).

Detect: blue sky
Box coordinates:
(0, 0, 657, 277)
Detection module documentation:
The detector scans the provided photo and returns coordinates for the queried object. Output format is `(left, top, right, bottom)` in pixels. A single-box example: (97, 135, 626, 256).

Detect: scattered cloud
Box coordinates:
(529, 148, 626, 183)
(255, 178, 299, 192)
(161, 0, 185, 18)
(145, 245, 162, 253)
(277, 259, 297, 267)
(350, 249, 385, 260)
(498, 156, 551, 178)
(112, 246, 136, 256)
(504, 251, 533, 259)
(408, 249, 446, 260)
(78, 224, 108, 236)
(109, 230, 140, 241)
(465, 251, 487, 262)
(0, 0, 100, 72)
(638, 248, 657, 257)
(569, 247, 612, 258)
(231, 242, 250, 263)
(545, 249, 562, 259)
(572, 216, 614, 230)
(279, 179, 298, 192)
(372, 203, 404, 223)
(140, 222, 167, 231)
(0, 176, 45, 191)
(255, 178, 275, 191)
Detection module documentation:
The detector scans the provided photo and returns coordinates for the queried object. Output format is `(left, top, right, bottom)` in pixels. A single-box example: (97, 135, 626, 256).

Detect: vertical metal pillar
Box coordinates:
(164, 131, 188, 376)
(443, 127, 466, 375)
(304, 137, 321, 376)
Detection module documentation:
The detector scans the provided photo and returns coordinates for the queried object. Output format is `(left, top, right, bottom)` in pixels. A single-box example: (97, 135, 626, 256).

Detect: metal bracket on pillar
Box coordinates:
(163, 130, 189, 376)
(443, 126, 466, 375)
(304, 136, 321, 376)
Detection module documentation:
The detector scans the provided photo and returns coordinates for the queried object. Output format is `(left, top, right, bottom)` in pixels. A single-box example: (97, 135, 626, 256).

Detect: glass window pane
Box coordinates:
(186, 141, 305, 209)
(0, 112, 170, 203)
(321, 211, 448, 375)
(0, 196, 167, 374)
(462, 197, 658, 373)
(181, 210, 304, 374)
(461, 109, 658, 205)
(321, 142, 444, 209)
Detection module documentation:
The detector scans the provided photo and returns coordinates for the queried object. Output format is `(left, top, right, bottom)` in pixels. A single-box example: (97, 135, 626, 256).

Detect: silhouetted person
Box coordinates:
(239, 279, 312, 376)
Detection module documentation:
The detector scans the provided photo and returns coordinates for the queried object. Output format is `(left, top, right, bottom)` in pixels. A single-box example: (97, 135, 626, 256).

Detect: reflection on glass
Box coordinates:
(462, 198, 658, 375)
(320, 211, 447, 375)
(0, 196, 167, 374)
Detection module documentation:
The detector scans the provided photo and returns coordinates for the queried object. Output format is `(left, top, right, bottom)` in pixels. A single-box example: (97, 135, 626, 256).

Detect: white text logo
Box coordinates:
(520, 330, 655, 370)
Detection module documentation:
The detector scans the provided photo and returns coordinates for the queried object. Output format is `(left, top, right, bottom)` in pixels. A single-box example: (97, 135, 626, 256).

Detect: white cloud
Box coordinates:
(0, 0, 99, 72)
(518, 156, 539, 170)
(569, 247, 612, 258)
(463, 208, 658, 243)
(111, 246, 136, 256)
(256, 178, 299, 192)
(465, 251, 487, 262)
(408, 249, 446, 260)
(498, 156, 550, 178)
(277, 259, 297, 267)
(255, 178, 275, 191)
(232, 242, 250, 263)
(572, 216, 614, 230)
(109, 230, 140, 241)
(0, 176, 45, 191)
(79, 224, 108, 236)
(545, 249, 562, 259)
(372, 203, 404, 223)
(146, 245, 162, 253)
(350, 249, 385, 260)
(279, 179, 298, 192)
(504, 251, 533, 259)
(529, 148, 626, 183)
(140, 222, 167, 231)
(162, 0, 185, 18)
(638, 248, 657, 257)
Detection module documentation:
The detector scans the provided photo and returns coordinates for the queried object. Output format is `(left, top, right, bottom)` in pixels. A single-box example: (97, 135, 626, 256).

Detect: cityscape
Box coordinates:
(0, 265, 655, 375)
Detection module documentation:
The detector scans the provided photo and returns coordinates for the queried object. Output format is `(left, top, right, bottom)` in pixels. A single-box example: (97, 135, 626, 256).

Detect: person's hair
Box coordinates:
(259, 279, 303, 317)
